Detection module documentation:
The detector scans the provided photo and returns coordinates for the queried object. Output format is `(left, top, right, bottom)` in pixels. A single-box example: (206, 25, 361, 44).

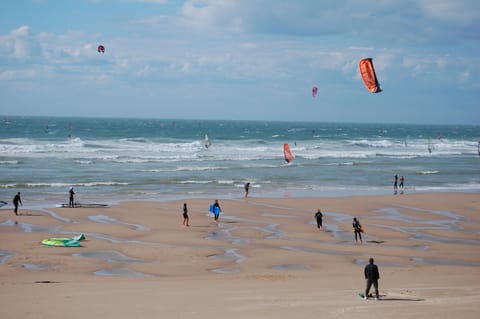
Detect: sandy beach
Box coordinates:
(1, 192, 479, 318)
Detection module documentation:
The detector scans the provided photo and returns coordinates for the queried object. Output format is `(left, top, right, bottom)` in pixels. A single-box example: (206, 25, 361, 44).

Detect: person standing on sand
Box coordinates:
(353, 217, 362, 243)
(399, 176, 404, 189)
(13, 192, 22, 216)
(182, 203, 189, 227)
(315, 209, 323, 230)
(69, 187, 75, 207)
(244, 182, 250, 198)
(364, 257, 380, 300)
(213, 199, 221, 223)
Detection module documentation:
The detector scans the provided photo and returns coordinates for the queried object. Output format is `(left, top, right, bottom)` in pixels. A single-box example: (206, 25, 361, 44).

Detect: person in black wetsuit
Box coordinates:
(13, 192, 22, 216)
(315, 209, 323, 230)
(182, 203, 189, 227)
(364, 257, 380, 300)
(213, 200, 221, 223)
(69, 187, 75, 207)
(244, 182, 250, 198)
(353, 217, 362, 243)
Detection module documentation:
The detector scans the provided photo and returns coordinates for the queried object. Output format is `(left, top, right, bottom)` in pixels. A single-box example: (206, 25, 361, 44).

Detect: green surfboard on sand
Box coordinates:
(41, 234, 85, 247)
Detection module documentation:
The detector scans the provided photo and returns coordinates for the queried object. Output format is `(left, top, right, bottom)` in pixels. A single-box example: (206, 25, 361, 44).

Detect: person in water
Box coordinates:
(182, 203, 189, 227)
(364, 257, 380, 300)
(353, 217, 363, 243)
(315, 209, 323, 230)
(13, 192, 22, 216)
(213, 200, 221, 223)
(399, 176, 405, 189)
(244, 182, 250, 198)
(69, 187, 75, 207)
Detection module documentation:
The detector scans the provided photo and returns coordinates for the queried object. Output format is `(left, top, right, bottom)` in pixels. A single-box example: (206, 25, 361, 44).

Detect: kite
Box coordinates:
(312, 86, 318, 98)
(284, 143, 294, 163)
(359, 58, 382, 93)
(97, 45, 105, 53)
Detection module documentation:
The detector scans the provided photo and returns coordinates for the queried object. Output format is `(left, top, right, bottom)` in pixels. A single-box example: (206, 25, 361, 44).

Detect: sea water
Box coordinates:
(0, 116, 479, 206)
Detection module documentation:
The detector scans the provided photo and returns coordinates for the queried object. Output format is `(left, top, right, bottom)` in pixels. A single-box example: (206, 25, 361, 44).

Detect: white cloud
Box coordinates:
(0, 69, 36, 80)
(0, 25, 31, 59)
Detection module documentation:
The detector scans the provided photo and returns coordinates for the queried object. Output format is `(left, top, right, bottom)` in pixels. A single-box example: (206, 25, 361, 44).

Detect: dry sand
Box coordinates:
(1, 192, 479, 318)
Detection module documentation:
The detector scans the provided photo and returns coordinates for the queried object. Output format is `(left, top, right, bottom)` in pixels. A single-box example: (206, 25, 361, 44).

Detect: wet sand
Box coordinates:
(1, 192, 480, 318)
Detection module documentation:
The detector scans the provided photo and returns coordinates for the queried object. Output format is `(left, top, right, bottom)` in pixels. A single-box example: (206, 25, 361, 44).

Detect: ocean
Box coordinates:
(0, 116, 479, 207)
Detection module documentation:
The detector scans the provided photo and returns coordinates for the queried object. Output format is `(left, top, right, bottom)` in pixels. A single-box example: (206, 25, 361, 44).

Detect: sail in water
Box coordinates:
(204, 134, 211, 148)
(478, 141, 479, 156)
(284, 143, 294, 163)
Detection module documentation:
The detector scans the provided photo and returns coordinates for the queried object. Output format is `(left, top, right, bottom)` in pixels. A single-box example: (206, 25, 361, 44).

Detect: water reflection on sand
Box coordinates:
(1, 200, 479, 276)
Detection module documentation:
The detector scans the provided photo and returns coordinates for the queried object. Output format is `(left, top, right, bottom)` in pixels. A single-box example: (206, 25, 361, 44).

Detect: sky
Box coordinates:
(1, 0, 479, 125)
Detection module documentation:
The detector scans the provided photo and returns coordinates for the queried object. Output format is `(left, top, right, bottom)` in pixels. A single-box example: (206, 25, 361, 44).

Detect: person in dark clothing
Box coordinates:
(182, 203, 189, 227)
(394, 174, 398, 193)
(213, 200, 221, 223)
(364, 257, 380, 300)
(352, 217, 362, 243)
(244, 182, 250, 198)
(314, 209, 323, 230)
(13, 192, 22, 216)
(69, 187, 75, 207)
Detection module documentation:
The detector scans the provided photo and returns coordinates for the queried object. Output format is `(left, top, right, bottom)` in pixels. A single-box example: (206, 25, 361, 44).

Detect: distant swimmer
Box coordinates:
(13, 192, 22, 216)
(244, 182, 250, 198)
(182, 203, 189, 227)
(69, 187, 75, 208)
(315, 209, 323, 230)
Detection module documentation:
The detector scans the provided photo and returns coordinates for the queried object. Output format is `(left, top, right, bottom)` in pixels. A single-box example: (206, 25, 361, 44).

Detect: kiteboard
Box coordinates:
(41, 234, 85, 247)
(209, 204, 220, 215)
(358, 292, 375, 299)
(55, 203, 109, 208)
(0, 201, 7, 207)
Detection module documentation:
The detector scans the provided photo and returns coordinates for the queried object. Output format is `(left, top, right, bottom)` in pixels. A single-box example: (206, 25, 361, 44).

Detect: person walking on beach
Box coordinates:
(394, 174, 398, 193)
(13, 192, 22, 216)
(182, 203, 189, 227)
(364, 257, 380, 300)
(353, 217, 363, 243)
(213, 199, 221, 223)
(69, 187, 75, 207)
(399, 176, 404, 189)
(315, 209, 323, 230)
(244, 182, 250, 198)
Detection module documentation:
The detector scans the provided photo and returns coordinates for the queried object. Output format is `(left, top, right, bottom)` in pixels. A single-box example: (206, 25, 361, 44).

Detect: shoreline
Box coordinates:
(1, 192, 479, 318)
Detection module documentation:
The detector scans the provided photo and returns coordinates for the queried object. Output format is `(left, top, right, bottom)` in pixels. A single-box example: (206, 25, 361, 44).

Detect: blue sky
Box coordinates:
(1, 0, 479, 124)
